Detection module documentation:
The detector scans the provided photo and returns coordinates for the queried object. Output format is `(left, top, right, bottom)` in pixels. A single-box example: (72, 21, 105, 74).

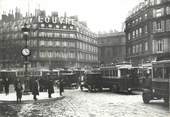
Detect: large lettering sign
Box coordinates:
(38, 16, 75, 25)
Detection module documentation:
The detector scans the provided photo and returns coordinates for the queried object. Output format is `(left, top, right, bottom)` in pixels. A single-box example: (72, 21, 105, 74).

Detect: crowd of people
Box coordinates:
(0, 76, 64, 103)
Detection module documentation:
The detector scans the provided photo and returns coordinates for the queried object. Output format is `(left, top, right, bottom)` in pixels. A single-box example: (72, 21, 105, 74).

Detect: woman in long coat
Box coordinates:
(59, 79, 64, 96)
(4, 78, 10, 95)
(15, 79, 23, 103)
(47, 79, 54, 98)
(32, 78, 39, 101)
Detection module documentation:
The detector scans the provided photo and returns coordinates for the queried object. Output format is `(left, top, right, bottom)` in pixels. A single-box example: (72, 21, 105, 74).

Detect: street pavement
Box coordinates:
(0, 88, 169, 117)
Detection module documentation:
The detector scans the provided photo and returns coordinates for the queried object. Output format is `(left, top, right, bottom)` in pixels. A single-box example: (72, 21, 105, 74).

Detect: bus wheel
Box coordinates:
(142, 92, 151, 104)
(163, 98, 169, 105)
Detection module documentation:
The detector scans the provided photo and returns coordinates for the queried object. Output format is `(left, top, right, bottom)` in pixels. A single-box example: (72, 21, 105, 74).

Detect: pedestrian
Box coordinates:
(59, 79, 64, 96)
(14, 78, 23, 103)
(31, 78, 39, 101)
(4, 78, 10, 95)
(0, 78, 3, 93)
(47, 79, 54, 98)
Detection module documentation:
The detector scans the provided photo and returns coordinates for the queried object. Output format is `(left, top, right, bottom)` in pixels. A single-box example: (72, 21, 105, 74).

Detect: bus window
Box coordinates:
(164, 67, 170, 79)
(153, 67, 163, 79)
(120, 69, 129, 77)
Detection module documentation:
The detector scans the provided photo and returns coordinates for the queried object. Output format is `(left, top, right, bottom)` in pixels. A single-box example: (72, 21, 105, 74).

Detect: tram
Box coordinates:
(142, 60, 170, 104)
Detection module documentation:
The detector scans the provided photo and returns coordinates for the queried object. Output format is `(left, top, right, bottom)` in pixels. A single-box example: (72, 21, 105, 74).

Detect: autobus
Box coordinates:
(82, 70, 102, 92)
(0, 68, 60, 91)
(142, 60, 170, 104)
(0, 69, 18, 83)
(100, 64, 141, 93)
(81, 64, 142, 93)
(59, 69, 79, 88)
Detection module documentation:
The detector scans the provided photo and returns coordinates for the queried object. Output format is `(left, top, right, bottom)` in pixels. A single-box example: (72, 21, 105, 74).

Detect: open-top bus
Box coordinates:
(142, 60, 170, 104)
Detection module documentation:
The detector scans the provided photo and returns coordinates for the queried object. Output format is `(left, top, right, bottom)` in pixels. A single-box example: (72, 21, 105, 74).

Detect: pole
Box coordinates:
(24, 34, 29, 92)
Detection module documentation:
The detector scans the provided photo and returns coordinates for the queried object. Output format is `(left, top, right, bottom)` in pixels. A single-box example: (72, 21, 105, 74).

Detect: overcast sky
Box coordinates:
(0, 0, 144, 33)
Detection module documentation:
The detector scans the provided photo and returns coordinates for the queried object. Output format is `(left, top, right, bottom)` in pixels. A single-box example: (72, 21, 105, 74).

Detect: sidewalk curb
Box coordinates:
(0, 96, 65, 104)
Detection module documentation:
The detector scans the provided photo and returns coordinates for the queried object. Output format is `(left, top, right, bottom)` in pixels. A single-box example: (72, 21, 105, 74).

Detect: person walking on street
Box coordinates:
(4, 78, 10, 95)
(32, 78, 39, 101)
(47, 79, 54, 98)
(59, 79, 64, 96)
(0, 78, 3, 93)
(14, 78, 23, 103)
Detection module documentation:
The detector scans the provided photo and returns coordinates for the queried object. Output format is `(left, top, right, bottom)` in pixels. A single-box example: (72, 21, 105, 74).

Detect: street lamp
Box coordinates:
(21, 23, 31, 92)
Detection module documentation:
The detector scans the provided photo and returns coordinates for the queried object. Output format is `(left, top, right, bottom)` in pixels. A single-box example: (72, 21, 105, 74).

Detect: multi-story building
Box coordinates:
(0, 9, 99, 69)
(98, 32, 126, 65)
(125, 0, 170, 66)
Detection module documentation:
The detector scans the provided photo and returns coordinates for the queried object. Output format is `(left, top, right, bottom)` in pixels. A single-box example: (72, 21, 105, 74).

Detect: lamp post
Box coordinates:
(21, 23, 31, 92)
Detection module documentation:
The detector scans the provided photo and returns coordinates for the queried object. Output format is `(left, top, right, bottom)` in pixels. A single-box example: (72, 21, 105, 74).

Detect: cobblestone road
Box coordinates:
(0, 89, 169, 117)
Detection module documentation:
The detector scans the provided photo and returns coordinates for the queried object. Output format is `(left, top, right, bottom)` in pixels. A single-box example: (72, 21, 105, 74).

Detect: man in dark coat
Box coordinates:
(0, 78, 3, 93)
(59, 79, 64, 96)
(47, 79, 54, 98)
(4, 78, 10, 95)
(32, 78, 39, 101)
(14, 78, 23, 103)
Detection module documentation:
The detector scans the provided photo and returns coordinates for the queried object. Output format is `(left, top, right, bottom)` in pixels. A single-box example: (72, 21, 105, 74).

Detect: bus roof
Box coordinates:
(152, 60, 170, 64)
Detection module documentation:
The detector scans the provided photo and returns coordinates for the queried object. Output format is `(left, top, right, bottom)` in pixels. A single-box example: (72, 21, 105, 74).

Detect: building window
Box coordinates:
(136, 29, 139, 37)
(144, 25, 148, 34)
(40, 24, 45, 28)
(149, 0, 154, 5)
(139, 17, 142, 22)
(54, 33, 60, 37)
(145, 42, 148, 51)
(56, 25, 60, 29)
(144, 13, 147, 19)
(128, 47, 131, 55)
(135, 19, 138, 24)
(166, 6, 170, 15)
(132, 31, 135, 39)
(157, 40, 164, 52)
(39, 40, 45, 46)
(155, 0, 162, 5)
(48, 24, 52, 28)
(153, 8, 164, 17)
(153, 20, 165, 33)
(139, 28, 142, 36)
(39, 32, 45, 37)
(133, 45, 135, 54)
(139, 44, 142, 53)
(152, 39, 168, 53)
(136, 45, 139, 53)
(54, 41, 60, 46)
(63, 25, 67, 29)
(48, 41, 53, 47)
(166, 19, 170, 31)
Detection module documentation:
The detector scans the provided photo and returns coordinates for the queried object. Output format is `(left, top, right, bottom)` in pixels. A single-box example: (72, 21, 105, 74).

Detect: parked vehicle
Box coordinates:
(142, 60, 170, 105)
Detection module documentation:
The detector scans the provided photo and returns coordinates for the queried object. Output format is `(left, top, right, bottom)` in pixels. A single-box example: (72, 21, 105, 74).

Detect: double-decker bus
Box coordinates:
(142, 60, 170, 104)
